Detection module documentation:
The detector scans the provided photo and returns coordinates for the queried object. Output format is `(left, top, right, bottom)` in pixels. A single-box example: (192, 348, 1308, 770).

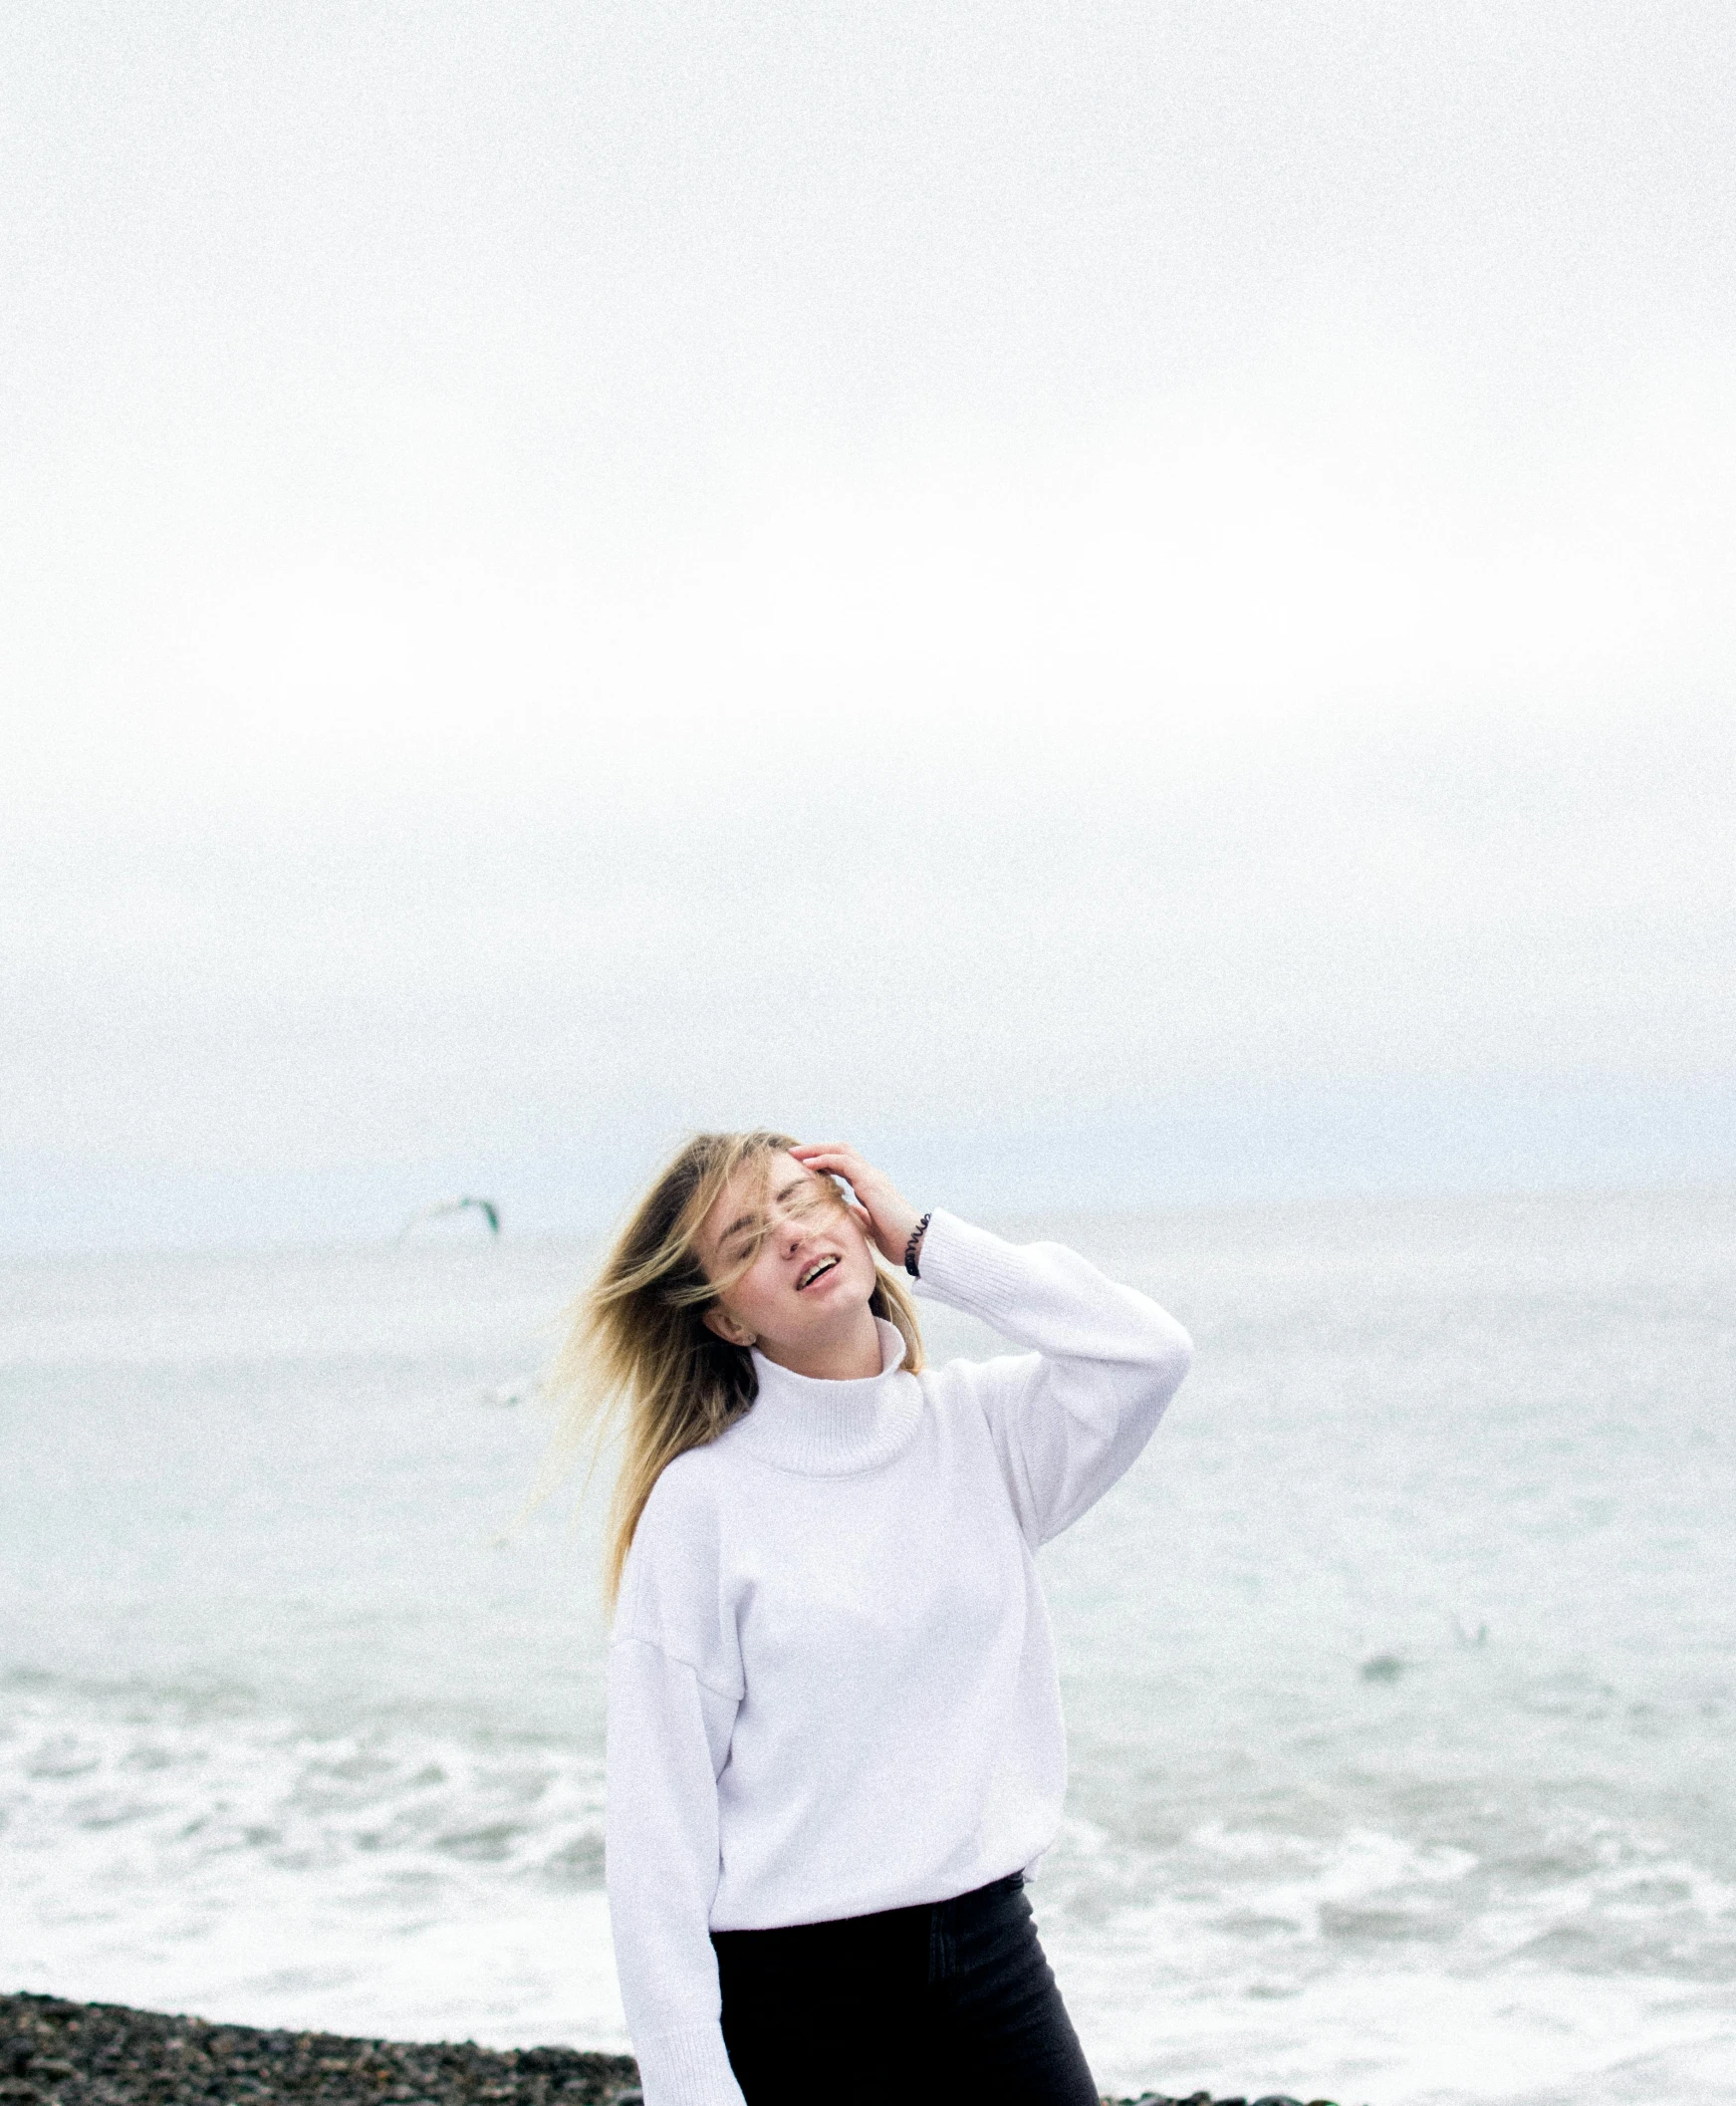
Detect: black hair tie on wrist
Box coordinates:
(903, 1211, 932, 1278)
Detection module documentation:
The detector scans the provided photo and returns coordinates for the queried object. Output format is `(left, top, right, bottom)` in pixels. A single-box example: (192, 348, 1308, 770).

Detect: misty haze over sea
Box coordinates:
(6, 4, 1734, 1261)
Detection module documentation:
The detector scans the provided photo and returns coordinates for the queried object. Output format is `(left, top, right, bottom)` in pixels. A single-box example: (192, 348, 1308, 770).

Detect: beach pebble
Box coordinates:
(3, 1992, 1347, 2106)
(0, 1995, 641, 2106)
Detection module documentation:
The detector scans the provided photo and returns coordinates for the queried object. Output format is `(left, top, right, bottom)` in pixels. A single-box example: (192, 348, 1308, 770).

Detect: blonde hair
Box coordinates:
(547, 1130, 925, 1607)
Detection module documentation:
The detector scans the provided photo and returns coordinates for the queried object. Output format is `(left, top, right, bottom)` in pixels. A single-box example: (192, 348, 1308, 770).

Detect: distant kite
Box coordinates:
(399, 1195, 501, 1239)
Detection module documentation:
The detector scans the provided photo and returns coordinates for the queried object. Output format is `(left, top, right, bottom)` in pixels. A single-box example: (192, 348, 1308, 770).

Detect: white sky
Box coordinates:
(4, 2, 1733, 1245)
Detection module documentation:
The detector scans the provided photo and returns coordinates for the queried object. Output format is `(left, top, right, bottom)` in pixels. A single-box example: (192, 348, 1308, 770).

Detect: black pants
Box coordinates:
(711, 1871, 1099, 2106)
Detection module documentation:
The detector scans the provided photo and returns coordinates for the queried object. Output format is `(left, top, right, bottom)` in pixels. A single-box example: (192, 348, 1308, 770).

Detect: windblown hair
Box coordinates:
(546, 1130, 925, 1607)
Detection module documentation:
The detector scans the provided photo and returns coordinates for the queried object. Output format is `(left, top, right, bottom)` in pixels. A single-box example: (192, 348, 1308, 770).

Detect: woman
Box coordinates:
(553, 1132, 1192, 2106)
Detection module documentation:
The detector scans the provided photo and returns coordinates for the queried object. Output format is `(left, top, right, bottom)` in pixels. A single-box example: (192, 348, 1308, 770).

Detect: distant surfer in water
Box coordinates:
(550, 1133, 1192, 2106)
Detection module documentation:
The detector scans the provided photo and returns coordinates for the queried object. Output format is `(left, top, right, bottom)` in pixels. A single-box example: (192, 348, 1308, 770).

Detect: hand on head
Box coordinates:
(787, 1144, 923, 1270)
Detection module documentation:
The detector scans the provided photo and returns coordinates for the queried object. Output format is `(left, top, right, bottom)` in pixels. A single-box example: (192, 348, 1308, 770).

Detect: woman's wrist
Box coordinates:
(903, 1211, 932, 1278)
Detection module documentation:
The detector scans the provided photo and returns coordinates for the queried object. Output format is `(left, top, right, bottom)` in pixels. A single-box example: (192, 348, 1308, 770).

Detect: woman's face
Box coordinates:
(697, 1152, 880, 1355)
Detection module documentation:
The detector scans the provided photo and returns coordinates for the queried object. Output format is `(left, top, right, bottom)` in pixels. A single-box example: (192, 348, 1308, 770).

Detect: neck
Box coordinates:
(755, 1301, 885, 1382)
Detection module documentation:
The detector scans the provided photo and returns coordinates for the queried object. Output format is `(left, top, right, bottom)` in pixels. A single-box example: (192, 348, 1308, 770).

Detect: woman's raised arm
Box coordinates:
(912, 1208, 1193, 1545)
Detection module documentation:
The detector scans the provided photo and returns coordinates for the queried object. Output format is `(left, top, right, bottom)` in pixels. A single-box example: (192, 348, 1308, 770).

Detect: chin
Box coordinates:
(806, 1265, 876, 1322)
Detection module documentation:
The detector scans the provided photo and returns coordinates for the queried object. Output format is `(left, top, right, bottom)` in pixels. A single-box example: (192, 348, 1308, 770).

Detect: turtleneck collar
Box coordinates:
(727, 1317, 920, 1475)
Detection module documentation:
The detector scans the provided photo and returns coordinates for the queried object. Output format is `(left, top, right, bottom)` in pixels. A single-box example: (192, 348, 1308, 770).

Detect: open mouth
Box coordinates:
(796, 1254, 841, 1291)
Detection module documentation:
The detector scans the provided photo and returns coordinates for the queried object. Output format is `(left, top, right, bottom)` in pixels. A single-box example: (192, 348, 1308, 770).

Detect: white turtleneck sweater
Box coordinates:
(604, 1208, 1193, 2106)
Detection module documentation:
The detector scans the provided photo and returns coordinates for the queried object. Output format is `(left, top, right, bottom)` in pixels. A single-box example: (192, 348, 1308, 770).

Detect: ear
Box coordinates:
(702, 1304, 757, 1348)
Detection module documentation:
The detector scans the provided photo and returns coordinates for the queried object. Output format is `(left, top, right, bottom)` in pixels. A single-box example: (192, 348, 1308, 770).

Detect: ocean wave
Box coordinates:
(0, 1676, 621, 2049)
(5, 1678, 1734, 2099)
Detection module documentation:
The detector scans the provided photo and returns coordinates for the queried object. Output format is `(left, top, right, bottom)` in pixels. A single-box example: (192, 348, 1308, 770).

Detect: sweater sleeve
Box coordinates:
(606, 1636, 746, 2106)
(912, 1207, 1193, 1546)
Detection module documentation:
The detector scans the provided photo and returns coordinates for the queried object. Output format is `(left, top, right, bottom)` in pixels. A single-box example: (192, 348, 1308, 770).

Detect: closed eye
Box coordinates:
(785, 1180, 844, 1218)
(716, 1177, 844, 1266)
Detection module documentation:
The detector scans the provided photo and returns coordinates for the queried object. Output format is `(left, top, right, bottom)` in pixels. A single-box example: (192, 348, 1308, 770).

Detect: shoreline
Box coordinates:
(1, 1994, 1343, 2106)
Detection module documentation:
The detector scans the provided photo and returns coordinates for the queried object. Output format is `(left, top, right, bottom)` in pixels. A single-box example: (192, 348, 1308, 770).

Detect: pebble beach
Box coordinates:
(1, 1996, 1346, 2106)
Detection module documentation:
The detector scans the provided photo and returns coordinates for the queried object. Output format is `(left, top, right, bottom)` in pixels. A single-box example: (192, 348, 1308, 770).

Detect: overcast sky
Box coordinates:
(4, 1, 1733, 1251)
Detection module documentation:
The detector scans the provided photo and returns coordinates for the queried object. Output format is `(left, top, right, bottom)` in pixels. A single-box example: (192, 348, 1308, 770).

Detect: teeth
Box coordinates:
(799, 1255, 839, 1289)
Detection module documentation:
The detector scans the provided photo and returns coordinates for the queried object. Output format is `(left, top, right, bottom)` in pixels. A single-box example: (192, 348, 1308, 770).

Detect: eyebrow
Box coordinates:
(714, 1179, 814, 1250)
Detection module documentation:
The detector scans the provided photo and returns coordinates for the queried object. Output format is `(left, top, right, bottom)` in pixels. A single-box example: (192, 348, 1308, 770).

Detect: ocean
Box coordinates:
(3, 1188, 1733, 2104)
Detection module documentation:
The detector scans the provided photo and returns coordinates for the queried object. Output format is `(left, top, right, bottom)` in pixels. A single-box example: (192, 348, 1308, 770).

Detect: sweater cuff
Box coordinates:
(631, 2021, 745, 2106)
(908, 1208, 1037, 1331)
